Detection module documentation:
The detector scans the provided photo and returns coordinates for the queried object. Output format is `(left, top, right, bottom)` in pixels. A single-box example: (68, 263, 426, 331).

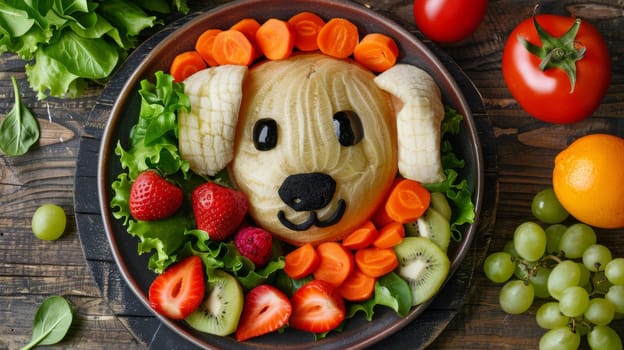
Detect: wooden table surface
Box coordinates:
(1, 0, 623, 349)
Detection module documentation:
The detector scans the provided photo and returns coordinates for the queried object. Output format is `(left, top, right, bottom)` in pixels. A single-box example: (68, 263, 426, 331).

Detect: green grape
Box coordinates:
(499, 279, 534, 315)
(558, 223, 596, 259)
(558, 286, 589, 317)
(577, 262, 591, 291)
(615, 312, 624, 320)
(539, 327, 580, 350)
(503, 240, 519, 259)
(530, 267, 552, 299)
(31, 204, 67, 241)
(584, 297, 615, 326)
(583, 244, 613, 272)
(531, 188, 569, 224)
(545, 224, 566, 255)
(484, 252, 516, 283)
(536, 302, 569, 329)
(587, 325, 623, 350)
(548, 260, 581, 300)
(605, 258, 624, 285)
(605, 285, 624, 314)
(513, 221, 546, 262)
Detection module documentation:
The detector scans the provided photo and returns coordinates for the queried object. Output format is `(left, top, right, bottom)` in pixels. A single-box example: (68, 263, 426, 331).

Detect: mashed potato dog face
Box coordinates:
(231, 53, 397, 245)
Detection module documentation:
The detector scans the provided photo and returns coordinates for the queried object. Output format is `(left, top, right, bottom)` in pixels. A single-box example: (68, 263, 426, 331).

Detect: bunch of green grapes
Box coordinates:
(483, 189, 624, 350)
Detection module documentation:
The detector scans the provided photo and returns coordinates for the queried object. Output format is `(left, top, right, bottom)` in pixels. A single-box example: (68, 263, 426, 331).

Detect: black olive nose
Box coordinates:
(278, 173, 336, 211)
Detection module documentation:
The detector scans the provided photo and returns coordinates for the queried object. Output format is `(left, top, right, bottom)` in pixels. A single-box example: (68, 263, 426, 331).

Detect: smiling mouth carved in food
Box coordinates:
(179, 52, 444, 246)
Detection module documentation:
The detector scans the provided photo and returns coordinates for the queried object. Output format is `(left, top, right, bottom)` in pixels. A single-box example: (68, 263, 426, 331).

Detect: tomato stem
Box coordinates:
(517, 15, 586, 93)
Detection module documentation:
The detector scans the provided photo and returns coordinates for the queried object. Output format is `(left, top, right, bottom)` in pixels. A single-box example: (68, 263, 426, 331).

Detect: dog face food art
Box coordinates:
(231, 54, 398, 245)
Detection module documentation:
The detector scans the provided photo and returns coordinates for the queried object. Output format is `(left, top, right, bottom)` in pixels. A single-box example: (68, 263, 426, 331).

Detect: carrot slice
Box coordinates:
(288, 11, 326, 51)
(230, 18, 261, 37)
(371, 201, 394, 228)
(341, 220, 379, 250)
(353, 33, 399, 72)
(284, 243, 320, 279)
(337, 267, 376, 302)
(211, 29, 256, 66)
(317, 17, 359, 59)
(370, 177, 401, 227)
(373, 221, 405, 249)
(313, 242, 354, 288)
(195, 29, 222, 66)
(170, 50, 207, 82)
(355, 247, 398, 278)
(255, 18, 295, 60)
(230, 18, 262, 60)
(385, 178, 431, 224)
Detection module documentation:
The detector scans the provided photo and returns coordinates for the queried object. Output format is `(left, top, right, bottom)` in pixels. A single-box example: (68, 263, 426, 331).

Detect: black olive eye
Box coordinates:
(253, 118, 278, 151)
(333, 110, 363, 147)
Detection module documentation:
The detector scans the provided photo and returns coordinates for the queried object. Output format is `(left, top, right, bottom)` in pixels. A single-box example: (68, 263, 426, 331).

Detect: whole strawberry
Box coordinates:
(192, 182, 249, 241)
(234, 226, 273, 267)
(129, 170, 183, 221)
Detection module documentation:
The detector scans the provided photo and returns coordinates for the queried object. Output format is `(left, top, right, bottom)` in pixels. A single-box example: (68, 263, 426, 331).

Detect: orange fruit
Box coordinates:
(552, 133, 624, 229)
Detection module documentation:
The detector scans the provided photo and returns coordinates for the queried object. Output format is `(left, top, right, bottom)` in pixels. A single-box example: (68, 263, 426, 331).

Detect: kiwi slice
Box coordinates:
(404, 208, 451, 252)
(430, 191, 452, 221)
(394, 236, 450, 306)
(185, 269, 244, 336)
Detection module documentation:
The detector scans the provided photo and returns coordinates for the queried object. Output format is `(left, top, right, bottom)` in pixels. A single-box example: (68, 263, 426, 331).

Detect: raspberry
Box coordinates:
(234, 226, 273, 267)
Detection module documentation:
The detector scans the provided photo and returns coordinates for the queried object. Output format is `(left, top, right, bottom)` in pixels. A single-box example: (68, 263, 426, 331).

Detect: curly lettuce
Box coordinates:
(110, 71, 193, 273)
(425, 107, 476, 241)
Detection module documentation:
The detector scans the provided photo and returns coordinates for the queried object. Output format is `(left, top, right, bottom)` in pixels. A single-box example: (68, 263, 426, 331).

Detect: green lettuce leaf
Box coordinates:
(110, 172, 132, 224)
(128, 213, 194, 273)
(347, 272, 413, 321)
(110, 71, 192, 272)
(0, 0, 54, 59)
(115, 71, 190, 179)
(424, 107, 476, 240)
(1, 0, 189, 98)
(183, 230, 286, 290)
(25, 49, 81, 99)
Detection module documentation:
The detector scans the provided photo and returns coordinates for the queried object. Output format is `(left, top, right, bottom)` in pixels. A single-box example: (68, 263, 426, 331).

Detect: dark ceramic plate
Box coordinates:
(97, 0, 484, 349)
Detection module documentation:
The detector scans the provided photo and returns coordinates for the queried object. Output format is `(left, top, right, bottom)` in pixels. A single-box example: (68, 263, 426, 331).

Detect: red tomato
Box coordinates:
(502, 15, 611, 124)
(413, 0, 488, 43)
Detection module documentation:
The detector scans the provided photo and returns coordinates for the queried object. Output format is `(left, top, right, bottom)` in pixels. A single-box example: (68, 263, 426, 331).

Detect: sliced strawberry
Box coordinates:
(129, 170, 183, 221)
(148, 255, 205, 320)
(235, 284, 292, 341)
(192, 182, 249, 241)
(289, 279, 346, 334)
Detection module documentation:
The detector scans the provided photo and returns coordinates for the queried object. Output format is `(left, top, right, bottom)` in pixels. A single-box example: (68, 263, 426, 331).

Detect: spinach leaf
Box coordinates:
(68, 14, 124, 48)
(20, 295, 73, 350)
(42, 30, 118, 79)
(97, 0, 159, 42)
(0, 77, 40, 156)
(0, 3, 35, 37)
(132, 0, 171, 14)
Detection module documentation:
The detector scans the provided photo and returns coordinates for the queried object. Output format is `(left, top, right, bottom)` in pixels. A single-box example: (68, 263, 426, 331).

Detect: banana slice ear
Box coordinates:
(374, 64, 445, 184)
(178, 65, 248, 176)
